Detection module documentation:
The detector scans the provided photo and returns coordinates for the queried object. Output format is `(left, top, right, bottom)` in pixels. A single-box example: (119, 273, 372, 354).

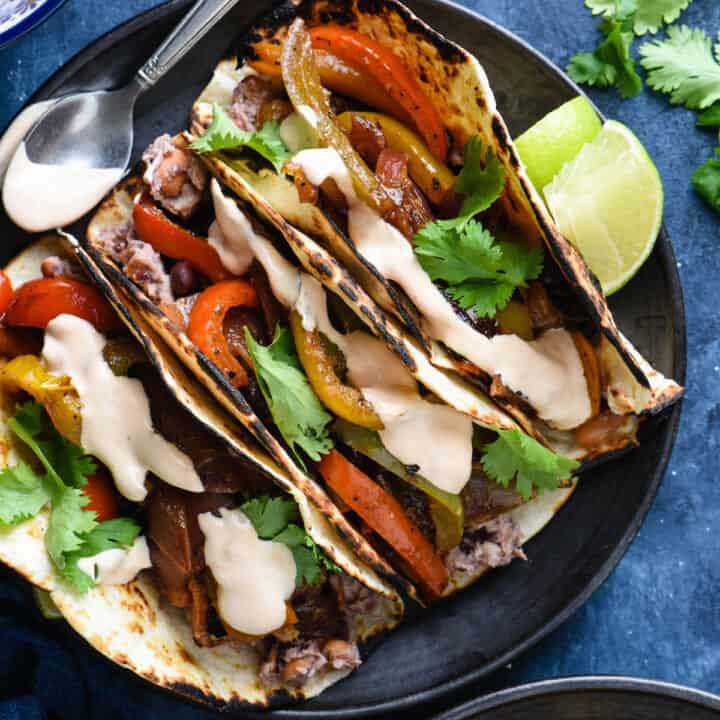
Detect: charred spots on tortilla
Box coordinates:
(490, 116, 510, 154)
(338, 280, 358, 302)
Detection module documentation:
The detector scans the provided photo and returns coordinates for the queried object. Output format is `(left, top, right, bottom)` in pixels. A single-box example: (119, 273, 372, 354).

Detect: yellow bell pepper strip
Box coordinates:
(0, 355, 82, 445)
(332, 418, 464, 554)
(310, 25, 448, 162)
(289, 312, 382, 430)
(337, 111, 456, 207)
(281, 18, 395, 219)
(252, 41, 411, 124)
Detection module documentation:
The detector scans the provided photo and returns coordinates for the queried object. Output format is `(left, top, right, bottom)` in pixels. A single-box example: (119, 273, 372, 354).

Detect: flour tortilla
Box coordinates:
(0, 236, 403, 707)
(188, 0, 681, 460)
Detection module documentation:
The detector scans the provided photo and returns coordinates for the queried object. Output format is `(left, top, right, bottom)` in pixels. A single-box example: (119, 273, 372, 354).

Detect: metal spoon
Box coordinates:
(23, 0, 238, 171)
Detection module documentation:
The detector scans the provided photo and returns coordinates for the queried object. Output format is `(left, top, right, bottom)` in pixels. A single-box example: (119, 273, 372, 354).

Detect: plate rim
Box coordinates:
(434, 676, 720, 719)
(1, 0, 687, 716)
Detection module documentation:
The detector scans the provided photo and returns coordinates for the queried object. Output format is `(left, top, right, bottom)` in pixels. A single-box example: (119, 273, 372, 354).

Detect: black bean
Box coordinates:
(170, 260, 197, 297)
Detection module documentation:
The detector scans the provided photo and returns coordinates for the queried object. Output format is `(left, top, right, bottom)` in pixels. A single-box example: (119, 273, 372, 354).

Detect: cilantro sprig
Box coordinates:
(568, 0, 642, 98)
(692, 151, 720, 214)
(190, 102, 290, 172)
(244, 326, 334, 468)
(0, 401, 139, 592)
(480, 428, 579, 501)
(586, 0, 693, 36)
(241, 495, 341, 586)
(413, 138, 543, 318)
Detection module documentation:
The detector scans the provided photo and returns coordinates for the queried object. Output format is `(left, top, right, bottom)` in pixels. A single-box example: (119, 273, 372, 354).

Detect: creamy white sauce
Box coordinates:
(199, 508, 296, 635)
(42, 315, 203, 501)
(77, 536, 152, 586)
(3, 143, 123, 233)
(291, 148, 592, 430)
(210, 186, 473, 494)
(0, 100, 55, 183)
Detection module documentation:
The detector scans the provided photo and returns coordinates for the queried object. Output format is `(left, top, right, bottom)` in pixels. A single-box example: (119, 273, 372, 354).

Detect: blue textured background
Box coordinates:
(0, 0, 717, 717)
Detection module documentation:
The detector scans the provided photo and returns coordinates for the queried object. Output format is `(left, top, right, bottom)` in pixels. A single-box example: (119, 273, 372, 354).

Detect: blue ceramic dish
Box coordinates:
(0, 0, 68, 49)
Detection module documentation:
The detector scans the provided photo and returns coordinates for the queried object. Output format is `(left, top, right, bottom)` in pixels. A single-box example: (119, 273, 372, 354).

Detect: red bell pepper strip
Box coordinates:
(187, 280, 259, 388)
(82, 471, 119, 522)
(319, 449, 449, 598)
(309, 25, 448, 162)
(4, 278, 122, 333)
(0, 270, 13, 316)
(133, 201, 231, 283)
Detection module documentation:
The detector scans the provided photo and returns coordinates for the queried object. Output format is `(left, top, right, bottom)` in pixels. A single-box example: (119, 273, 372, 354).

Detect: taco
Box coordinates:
(84, 141, 579, 602)
(184, 0, 682, 463)
(0, 234, 404, 707)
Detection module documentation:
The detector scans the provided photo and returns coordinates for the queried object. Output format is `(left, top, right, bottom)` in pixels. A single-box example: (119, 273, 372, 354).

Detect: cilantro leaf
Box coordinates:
(244, 327, 334, 467)
(568, 2, 642, 99)
(586, 0, 693, 35)
(240, 496, 299, 539)
(44, 485, 97, 569)
(692, 152, 720, 214)
(697, 103, 720, 127)
(190, 103, 290, 171)
(639, 26, 720, 109)
(9, 402, 96, 489)
(0, 462, 51, 525)
(61, 518, 141, 592)
(240, 496, 341, 586)
(415, 220, 543, 317)
(446, 137, 505, 226)
(481, 429, 579, 501)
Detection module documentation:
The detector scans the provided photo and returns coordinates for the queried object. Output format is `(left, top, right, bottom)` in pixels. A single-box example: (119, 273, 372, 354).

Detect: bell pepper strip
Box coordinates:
(310, 25, 448, 162)
(132, 201, 231, 283)
(4, 278, 123, 333)
(496, 300, 533, 340)
(0, 355, 82, 445)
(290, 312, 382, 430)
(332, 418, 464, 554)
(575, 410, 626, 451)
(281, 19, 395, 219)
(252, 41, 411, 124)
(82, 471, 119, 522)
(187, 280, 260, 388)
(0, 270, 13, 316)
(337, 111, 455, 207)
(101, 337, 149, 376)
(572, 331, 601, 418)
(319, 448, 448, 597)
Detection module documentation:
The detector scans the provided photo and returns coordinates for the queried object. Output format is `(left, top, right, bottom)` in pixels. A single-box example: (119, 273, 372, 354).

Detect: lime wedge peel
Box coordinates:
(543, 120, 663, 296)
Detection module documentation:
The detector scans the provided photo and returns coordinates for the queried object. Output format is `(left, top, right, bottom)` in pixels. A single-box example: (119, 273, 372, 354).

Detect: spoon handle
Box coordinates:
(136, 0, 238, 89)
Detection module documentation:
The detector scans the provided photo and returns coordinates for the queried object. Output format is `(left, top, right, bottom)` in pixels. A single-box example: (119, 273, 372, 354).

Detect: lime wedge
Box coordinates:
(516, 96, 602, 192)
(543, 120, 663, 296)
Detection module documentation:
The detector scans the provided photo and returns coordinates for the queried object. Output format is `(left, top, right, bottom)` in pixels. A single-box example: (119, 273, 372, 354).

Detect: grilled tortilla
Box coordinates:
(0, 235, 404, 707)
(187, 0, 682, 465)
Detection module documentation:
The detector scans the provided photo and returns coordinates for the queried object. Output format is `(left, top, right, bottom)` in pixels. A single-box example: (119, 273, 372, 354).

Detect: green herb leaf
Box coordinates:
(692, 152, 720, 214)
(569, 0, 641, 98)
(697, 103, 720, 127)
(0, 462, 51, 525)
(447, 137, 505, 226)
(244, 326, 334, 467)
(62, 518, 142, 593)
(44, 485, 98, 569)
(639, 26, 720, 109)
(481, 429, 579, 501)
(240, 496, 340, 586)
(190, 103, 290, 171)
(240, 496, 299, 539)
(586, 0, 693, 35)
(415, 219, 543, 318)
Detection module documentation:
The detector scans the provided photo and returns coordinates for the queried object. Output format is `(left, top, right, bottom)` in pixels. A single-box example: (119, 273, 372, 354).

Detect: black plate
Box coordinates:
(0, 0, 685, 717)
(435, 677, 720, 719)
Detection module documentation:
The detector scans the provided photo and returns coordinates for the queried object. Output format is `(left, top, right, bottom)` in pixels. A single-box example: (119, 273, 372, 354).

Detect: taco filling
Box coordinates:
(0, 243, 398, 692)
(184, 3, 680, 462)
(86, 133, 579, 599)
